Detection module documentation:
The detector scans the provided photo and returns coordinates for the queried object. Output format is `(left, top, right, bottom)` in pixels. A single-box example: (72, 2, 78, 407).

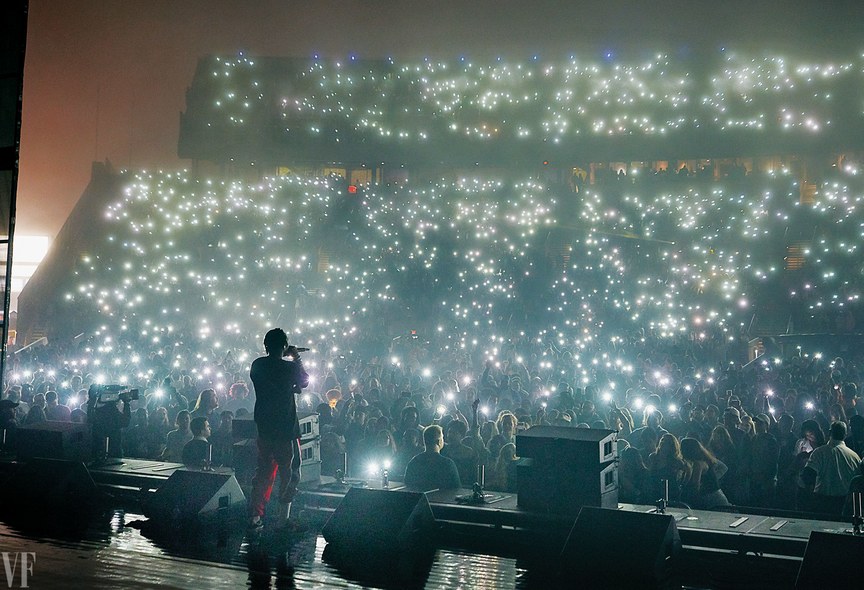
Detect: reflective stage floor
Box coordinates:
(0, 509, 538, 590)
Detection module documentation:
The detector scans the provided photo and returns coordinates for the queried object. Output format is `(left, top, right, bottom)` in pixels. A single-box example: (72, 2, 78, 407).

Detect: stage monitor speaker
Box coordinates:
(561, 507, 681, 589)
(16, 421, 89, 462)
(517, 458, 618, 514)
(796, 531, 864, 589)
(1, 458, 98, 510)
(517, 425, 617, 466)
(322, 487, 435, 557)
(145, 469, 246, 522)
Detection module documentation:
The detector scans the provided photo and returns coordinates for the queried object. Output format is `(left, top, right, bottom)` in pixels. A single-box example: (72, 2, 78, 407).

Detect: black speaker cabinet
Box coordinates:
(16, 421, 89, 462)
(796, 531, 864, 589)
(517, 457, 618, 514)
(517, 425, 617, 465)
(145, 469, 246, 522)
(561, 507, 681, 589)
(322, 488, 435, 557)
(2, 458, 98, 510)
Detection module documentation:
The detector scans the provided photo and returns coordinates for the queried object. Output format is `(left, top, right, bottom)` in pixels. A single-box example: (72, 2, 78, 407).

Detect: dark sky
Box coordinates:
(17, 0, 864, 237)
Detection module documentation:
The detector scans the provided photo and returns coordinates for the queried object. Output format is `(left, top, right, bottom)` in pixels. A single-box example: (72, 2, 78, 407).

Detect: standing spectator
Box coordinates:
(87, 385, 132, 459)
(124, 408, 149, 457)
(847, 415, 864, 457)
(775, 413, 799, 510)
(145, 407, 170, 459)
(802, 421, 862, 515)
(392, 427, 423, 480)
(709, 424, 742, 505)
(223, 382, 252, 415)
(794, 420, 825, 512)
(749, 414, 780, 507)
(4, 387, 28, 423)
(487, 412, 517, 461)
(0, 399, 19, 451)
(24, 404, 46, 425)
(680, 437, 731, 509)
(488, 442, 518, 492)
(191, 389, 219, 422)
(618, 447, 648, 504)
(442, 420, 480, 486)
(645, 434, 689, 504)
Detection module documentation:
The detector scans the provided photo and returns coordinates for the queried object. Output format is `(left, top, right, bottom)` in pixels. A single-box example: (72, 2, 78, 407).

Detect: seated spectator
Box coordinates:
(163, 410, 193, 462)
(44, 390, 71, 422)
(182, 416, 212, 467)
(404, 425, 461, 491)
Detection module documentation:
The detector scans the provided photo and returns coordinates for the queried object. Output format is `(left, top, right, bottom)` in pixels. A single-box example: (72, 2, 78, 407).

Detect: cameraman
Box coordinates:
(247, 328, 309, 530)
(87, 385, 132, 459)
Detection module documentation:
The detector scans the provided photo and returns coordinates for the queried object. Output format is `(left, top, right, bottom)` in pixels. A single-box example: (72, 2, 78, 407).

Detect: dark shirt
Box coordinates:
(250, 355, 309, 441)
(442, 441, 480, 485)
(182, 438, 211, 467)
(751, 432, 780, 480)
(89, 400, 132, 458)
(404, 451, 462, 491)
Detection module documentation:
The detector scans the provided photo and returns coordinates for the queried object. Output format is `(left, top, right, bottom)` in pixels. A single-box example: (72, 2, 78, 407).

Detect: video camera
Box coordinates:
(93, 384, 140, 403)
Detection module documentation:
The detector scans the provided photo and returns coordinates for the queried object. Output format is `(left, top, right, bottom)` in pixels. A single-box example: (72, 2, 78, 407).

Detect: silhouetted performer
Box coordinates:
(248, 328, 309, 529)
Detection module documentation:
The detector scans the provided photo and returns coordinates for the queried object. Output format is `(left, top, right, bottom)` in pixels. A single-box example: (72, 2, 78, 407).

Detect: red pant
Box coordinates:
(248, 437, 301, 518)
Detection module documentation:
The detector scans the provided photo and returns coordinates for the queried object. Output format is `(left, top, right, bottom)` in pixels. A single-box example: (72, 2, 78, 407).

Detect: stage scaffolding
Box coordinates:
(0, 1, 28, 391)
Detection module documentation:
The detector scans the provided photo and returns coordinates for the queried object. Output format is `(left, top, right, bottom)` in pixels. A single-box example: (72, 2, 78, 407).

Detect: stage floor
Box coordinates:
(0, 458, 859, 589)
(0, 509, 546, 590)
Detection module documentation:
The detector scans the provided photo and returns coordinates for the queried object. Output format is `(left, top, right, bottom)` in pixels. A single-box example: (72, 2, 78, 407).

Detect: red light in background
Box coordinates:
(347, 185, 358, 194)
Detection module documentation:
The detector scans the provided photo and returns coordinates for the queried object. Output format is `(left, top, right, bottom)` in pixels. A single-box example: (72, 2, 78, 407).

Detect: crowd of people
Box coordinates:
(193, 52, 858, 148)
(2, 323, 863, 518)
(7, 49, 864, 521)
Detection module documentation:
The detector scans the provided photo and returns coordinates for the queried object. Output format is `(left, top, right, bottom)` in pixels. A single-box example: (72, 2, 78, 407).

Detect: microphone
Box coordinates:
(292, 347, 311, 352)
